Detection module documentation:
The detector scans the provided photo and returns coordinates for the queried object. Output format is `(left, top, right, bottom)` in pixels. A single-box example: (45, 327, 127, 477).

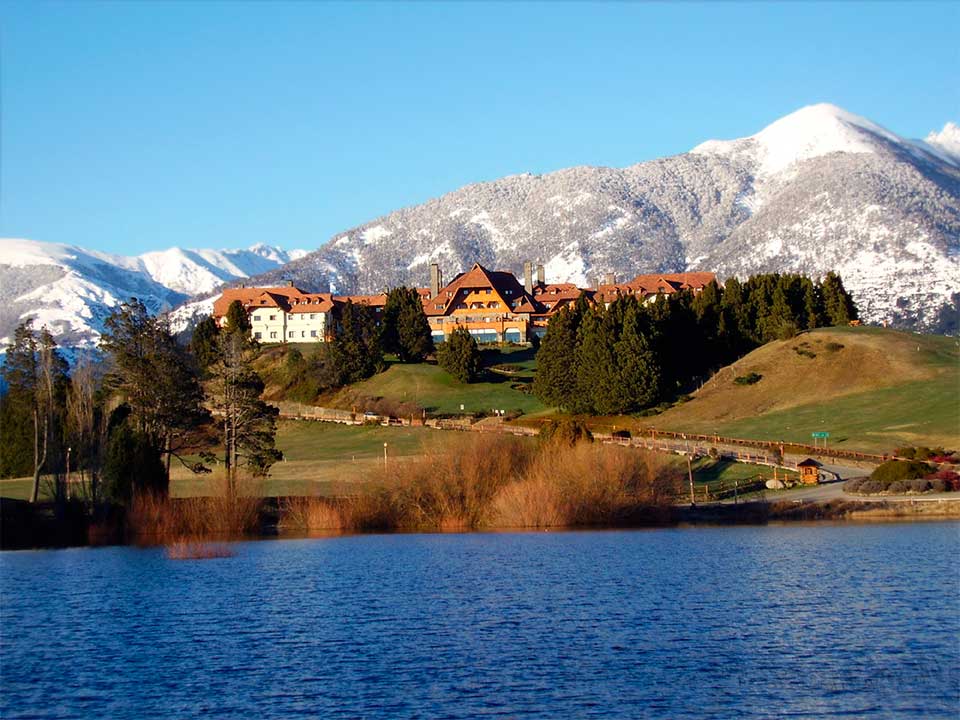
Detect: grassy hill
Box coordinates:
(647, 326, 959, 454)
(330, 346, 546, 416)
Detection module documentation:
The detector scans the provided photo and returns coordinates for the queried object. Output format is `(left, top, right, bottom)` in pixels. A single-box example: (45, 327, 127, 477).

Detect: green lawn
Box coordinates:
(340, 348, 546, 416)
(649, 327, 960, 454)
(684, 378, 958, 454)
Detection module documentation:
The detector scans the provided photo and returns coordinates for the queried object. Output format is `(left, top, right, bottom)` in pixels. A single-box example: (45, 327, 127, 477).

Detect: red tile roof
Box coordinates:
(424, 263, 540, 317)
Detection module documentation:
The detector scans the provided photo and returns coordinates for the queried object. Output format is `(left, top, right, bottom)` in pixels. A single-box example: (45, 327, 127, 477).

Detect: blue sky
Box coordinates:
(1, 1, 957, 256)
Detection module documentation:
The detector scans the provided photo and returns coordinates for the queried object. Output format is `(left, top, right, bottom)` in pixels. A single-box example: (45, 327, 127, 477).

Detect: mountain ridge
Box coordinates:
(2, 103, 958, 347)
(241, 104, 959, 332)
(0, 239, 306, 347)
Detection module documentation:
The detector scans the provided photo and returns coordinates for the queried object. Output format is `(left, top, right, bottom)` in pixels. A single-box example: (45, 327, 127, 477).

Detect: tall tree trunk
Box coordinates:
(30, 410, 48, 503)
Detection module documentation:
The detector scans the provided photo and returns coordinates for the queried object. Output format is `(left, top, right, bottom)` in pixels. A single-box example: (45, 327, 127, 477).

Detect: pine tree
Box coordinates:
(573, 306, 621, 415)
(821, 272, 858, 325)
(614, 300, 661, 411)
(0, 322, 69, 500)
(100, 299, 210, 498)
(332, 301, 384, 383)
(802, 278, 824, 330)
(532, 305, 581, 409)
(382, 287, 433, 362)
(0, 322, 39, 479)
(208, 329, 282, 491)
(224, 300, 252, 337)
(436, 326, 481, 383)
(190, 315, 221, 371)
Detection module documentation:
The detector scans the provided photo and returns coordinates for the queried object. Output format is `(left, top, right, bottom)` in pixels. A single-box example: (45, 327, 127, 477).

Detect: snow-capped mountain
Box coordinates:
(246, 103, 959, 332)
(0, 239, 306, 347)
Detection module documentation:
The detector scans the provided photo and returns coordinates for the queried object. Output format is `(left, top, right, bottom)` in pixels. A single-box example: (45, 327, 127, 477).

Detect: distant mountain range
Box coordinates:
(2, 103, 958, 349)
(243, 104, 960, 334)
(0, 240, 306, 347)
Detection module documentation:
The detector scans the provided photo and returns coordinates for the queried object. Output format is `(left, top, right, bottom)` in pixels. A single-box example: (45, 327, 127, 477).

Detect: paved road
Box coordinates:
(747, 462, 959, 504)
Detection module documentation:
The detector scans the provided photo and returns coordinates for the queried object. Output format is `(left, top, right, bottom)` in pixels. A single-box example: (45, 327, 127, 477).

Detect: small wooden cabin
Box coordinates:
(797, 458, 823, 485)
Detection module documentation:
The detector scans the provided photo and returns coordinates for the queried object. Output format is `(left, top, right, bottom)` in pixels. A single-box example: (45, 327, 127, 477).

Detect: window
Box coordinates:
(288, 331, 295, 338)
(310, 313, 316, 319)
(254, 331, 262, 339)
(269, 314, 276, 321)
(310, 330, 317, 337)
(253, 315, 261, 321)
(270, 331, 277, 339)
(301, 331, 306, 338)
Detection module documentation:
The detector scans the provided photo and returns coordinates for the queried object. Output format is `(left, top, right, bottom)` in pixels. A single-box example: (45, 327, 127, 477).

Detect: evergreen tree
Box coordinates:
(190, 315, 221, 371)
(0, 321, 69, 500)
(573, 306, 621, 415)
(768, 283, 797, 340)
(532, 304, 581, 409)
(0, 322, 39, 479)
(100, 299, 210, 497)
(382, 287, 433, 362)
(436, 326, 481, 383)
(821, 272, 858, 325)
(224, 300, 252, 337)
(208, 329, 282, 490)
(614, 299, 662, 411)
(802, 278, 824, 330)
(332, 301, 384, 383)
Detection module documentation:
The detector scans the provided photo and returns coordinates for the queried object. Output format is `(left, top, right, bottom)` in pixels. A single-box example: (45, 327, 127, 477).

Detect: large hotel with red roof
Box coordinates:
(211, 263, 716, 344)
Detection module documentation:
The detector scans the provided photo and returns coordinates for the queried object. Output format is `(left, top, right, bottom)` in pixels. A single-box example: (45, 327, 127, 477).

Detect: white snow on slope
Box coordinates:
(0, 238, 309, 348)
(692, 103, 902, 177)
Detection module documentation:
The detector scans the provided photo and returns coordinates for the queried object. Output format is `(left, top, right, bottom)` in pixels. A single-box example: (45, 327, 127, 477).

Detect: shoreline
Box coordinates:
(3, 496, 958, 551)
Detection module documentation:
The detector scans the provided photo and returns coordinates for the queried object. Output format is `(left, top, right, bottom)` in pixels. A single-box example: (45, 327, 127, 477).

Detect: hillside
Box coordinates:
(244, 104, 960, 333)
(647, 327, 959, 453)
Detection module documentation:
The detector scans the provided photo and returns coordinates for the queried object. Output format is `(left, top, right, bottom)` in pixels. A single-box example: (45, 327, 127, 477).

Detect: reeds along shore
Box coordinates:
(125, 480, 262, 544)
(279, 435, 683, 533)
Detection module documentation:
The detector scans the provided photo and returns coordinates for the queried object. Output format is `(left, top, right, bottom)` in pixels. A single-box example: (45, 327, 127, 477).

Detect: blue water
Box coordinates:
(2, 523, 958, 719)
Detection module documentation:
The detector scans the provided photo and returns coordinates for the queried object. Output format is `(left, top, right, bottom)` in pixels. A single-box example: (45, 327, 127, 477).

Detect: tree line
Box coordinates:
(0, 299, 283, 503)
(533, 272, 858, 415)
(0, 285, 444, 498)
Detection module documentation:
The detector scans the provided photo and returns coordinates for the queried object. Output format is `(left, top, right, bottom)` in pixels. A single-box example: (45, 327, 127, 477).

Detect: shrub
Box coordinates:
(734, 372, 762, 386)
(857, 479, 884, 495)
(843, 477, 866, 492)
(792, 346, 817, 359)
(538, 418, 594, 447)
(777, 321, 799, 340)
(870, 460, 935, 484)
(908, 478, 932, 493)
(925, 468, 960, 491)
(436, 326, 481, 383)
(929, 479, 948, 493)
(886, 480, 908, 494)
(824, 342, 844, 352)
(894, 446, 917, 459)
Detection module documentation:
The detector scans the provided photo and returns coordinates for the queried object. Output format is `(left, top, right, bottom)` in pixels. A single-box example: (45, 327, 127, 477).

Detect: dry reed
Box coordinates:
(276, 435, 682, 532)
(127, 478, 262, 543)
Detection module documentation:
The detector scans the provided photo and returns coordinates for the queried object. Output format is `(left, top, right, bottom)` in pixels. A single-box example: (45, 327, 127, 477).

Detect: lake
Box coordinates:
(2, 523, 958, 718)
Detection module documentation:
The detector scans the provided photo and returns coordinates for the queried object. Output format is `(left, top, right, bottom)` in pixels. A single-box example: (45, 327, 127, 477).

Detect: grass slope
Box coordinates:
(648, 327, 959, 453)
(333, 346, 546, 415)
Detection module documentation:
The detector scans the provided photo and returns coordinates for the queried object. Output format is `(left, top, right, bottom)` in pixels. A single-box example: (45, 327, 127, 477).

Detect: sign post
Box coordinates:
(811, 431, 830, 449)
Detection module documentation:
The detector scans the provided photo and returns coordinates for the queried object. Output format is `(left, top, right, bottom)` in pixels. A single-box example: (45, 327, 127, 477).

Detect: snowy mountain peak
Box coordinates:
(0, 238, 309, 347)
(692, 103, 904, 177)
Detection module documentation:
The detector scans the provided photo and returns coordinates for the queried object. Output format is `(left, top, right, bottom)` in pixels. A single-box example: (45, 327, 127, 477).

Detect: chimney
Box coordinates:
(604, 272, 615, 286)
(536, 264, 544, 286)
(430, 263, 441, 297)
(524, 261, 533, 294)
(287, 279, 294, 287)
